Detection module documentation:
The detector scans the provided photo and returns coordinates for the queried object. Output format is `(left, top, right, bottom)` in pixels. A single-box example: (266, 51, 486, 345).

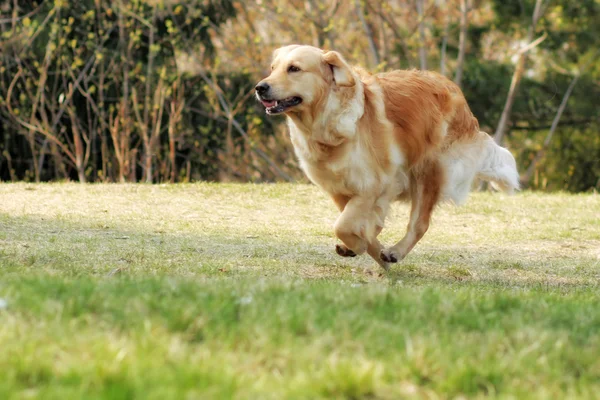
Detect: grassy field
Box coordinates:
(0, 183, 599, 399)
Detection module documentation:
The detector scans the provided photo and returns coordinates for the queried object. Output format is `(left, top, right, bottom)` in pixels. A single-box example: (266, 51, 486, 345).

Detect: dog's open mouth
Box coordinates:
(260, 96, 302, 114)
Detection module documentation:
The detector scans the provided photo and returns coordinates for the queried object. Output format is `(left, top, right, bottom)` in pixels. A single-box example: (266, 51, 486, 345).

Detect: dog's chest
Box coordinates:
(291, 131, 379, 195)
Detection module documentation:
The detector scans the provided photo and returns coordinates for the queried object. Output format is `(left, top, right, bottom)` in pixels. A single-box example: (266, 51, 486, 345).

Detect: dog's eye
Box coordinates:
(288, 65, 301, 73)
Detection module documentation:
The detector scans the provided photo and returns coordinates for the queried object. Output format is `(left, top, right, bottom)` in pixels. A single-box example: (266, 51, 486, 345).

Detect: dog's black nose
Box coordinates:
(255, 82, 270, 96)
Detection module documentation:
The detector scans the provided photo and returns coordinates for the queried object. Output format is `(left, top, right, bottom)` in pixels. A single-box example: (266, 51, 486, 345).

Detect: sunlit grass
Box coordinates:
(0, 183, 599, 399)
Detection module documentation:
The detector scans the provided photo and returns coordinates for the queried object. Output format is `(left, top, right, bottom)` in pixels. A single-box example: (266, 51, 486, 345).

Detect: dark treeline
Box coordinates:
(1, 0, 599, 191)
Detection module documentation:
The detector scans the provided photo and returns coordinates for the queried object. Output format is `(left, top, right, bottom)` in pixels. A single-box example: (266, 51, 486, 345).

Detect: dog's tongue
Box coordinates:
(261, 100, 276, 108)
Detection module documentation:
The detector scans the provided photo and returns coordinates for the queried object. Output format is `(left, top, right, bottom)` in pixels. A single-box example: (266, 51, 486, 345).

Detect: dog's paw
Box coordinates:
(380, 248, 403, 263)
(378, 261, 390, 272)
(335, 244, 357, 257)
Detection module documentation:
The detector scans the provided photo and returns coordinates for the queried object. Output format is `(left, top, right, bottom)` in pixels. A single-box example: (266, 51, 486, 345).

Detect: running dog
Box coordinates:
(255, 45, 519, 270)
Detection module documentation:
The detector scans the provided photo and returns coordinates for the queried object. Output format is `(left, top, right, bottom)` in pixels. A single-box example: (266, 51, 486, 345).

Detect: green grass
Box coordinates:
(1, 183, 599, 399)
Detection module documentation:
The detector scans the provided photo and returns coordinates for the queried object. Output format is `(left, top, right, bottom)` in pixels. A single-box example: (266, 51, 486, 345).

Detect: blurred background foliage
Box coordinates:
(0, 0, 598, 191)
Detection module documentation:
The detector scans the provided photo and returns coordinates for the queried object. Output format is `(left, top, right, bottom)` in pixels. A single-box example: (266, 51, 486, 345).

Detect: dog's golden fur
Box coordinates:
(256, 45, 519, 269)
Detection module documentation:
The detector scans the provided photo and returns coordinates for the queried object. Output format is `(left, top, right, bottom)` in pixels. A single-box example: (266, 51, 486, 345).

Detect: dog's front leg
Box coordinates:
(332, 195, 390, 270)
(365, 226, 389, 271)
(333, 196, 370, 256)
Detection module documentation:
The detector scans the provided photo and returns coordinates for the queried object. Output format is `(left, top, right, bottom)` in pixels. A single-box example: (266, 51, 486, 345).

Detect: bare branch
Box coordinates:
(0, 2, 44, 24)
(416, 0, 427, 70)
(517, 32, 547, 55)
(189, 107, 294, 182)
(494, 0, 547, 144)
(521, 53, 597, 185)
(354, 0, 380, 67)
(454, 0, 470, 87)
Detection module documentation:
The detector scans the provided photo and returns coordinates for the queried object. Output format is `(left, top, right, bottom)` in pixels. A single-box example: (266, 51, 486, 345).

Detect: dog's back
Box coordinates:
(374, 69, 518, 203)
(376, 70, 479, 164)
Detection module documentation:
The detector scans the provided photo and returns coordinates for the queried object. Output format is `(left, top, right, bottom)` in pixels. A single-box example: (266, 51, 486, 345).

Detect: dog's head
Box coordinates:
(255, 45, 356, 115)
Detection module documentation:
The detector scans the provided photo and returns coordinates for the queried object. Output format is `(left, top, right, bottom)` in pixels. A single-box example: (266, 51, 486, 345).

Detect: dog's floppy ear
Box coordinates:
(272, 47, 281, 61)
(323, 51, 355, 87)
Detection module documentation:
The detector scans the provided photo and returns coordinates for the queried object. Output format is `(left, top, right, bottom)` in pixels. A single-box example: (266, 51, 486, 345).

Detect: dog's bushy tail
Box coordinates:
(477, 133, 520, 193)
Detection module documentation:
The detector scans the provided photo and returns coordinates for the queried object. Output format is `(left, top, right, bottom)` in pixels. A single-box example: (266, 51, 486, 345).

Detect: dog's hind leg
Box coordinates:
(380, 161, 442, 263)
(366, 230, 390, 270)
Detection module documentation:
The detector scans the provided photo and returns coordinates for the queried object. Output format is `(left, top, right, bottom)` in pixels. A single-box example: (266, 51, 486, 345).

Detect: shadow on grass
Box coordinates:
(1, 212, 598, 292)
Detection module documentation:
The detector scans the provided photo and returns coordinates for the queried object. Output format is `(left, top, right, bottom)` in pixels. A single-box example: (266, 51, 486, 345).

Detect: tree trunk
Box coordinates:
(493, 0, 547, 145)
(129, 148, 137, 182)
(143, 4, 158, 183)
(109, 107, 125, 183)
(355, 0, 380, 67)
(67, 105, 86, 183)
(50, 142, 69, 180)
(521, 73, 581, 186)
(454, 0, 468, 87)
(98, 56, 109, 181)
(148, 79, 166, 183)
(3, 133, 16, 181)
(440, 0, 450, 76)
(26, 131, 40, 182)
(366, 0, 414, 67)
(168, 123, 176, 183)
(168, 79, 183, 183)
(144, 148, 152, 184)
(117, 0, 131, 182)
(416, 0, 427, 70)
(377, 1, 389, 66)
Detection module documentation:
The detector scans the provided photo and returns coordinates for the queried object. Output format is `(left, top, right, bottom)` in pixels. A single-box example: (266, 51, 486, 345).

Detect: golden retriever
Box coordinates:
(256, 45, 519, 270)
